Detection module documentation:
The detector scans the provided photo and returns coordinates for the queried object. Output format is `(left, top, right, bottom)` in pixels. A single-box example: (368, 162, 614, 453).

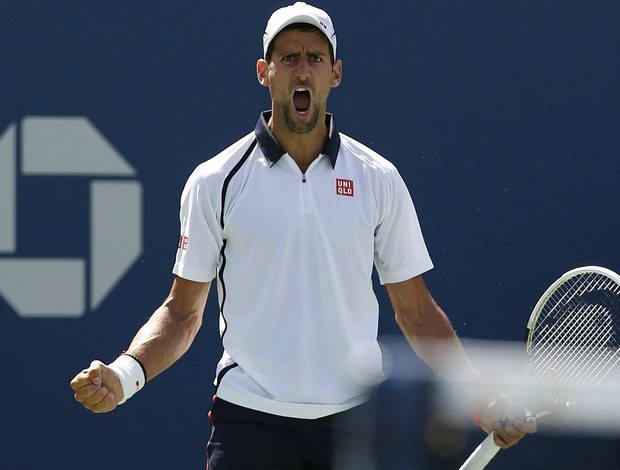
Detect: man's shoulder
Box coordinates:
(192, 131, 257, 178)
(338, 132, 398, 173)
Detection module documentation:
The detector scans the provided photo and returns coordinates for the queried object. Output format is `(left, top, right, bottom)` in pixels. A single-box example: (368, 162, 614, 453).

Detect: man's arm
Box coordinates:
(386, 275, 474, 376)
(70, 276, 211, 413)
(385, 275, 535, 448)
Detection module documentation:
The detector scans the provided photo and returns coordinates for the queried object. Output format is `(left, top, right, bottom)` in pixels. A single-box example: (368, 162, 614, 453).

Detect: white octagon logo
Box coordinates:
(0, 116, 143, 318)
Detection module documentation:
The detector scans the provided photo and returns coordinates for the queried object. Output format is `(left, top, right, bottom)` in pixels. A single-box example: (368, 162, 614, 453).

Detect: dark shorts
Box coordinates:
(206, 397, 376, 470)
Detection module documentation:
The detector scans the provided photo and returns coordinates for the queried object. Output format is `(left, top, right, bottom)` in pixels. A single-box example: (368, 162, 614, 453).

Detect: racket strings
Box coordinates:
(533, 299, 613, 368)
(532, 305, 618, 375)
(528, 272, 620, 403)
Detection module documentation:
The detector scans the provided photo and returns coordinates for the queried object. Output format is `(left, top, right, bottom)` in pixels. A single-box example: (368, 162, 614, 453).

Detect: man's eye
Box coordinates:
(309, 55, 322, 62)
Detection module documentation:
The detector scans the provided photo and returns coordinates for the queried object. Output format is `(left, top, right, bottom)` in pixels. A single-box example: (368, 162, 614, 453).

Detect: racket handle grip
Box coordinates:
(459, 432, 501, 470)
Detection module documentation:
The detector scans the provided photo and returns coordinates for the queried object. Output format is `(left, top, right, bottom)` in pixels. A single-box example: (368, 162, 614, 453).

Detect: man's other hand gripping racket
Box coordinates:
(460, 266, 620, 469)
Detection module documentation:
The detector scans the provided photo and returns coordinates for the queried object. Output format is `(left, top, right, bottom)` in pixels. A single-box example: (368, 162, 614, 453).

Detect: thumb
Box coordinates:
(87, 360, 105, 386)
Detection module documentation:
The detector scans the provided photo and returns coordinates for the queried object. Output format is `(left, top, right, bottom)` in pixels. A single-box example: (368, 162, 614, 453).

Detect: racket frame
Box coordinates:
(525, 266, 620, 347)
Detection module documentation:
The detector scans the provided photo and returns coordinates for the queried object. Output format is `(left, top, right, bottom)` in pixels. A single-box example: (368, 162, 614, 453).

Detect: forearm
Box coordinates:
(396, 300, 478, 380)
(125, 303, 202, 381)
(123, 277, 209, 381)
(396, 299, 496, 425)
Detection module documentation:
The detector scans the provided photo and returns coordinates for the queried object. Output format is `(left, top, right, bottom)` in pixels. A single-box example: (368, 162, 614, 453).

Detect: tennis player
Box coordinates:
(70, 2, 535, 468)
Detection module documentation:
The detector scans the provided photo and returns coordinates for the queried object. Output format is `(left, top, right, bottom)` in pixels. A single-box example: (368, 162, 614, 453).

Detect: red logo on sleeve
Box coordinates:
(178, 235, 189, 250)
(336, 178, 354, 197)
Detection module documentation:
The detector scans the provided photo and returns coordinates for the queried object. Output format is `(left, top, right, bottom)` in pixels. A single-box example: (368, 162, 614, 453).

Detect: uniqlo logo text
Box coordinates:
(178, 235, 189, 250)
(336, 178, 354, 197)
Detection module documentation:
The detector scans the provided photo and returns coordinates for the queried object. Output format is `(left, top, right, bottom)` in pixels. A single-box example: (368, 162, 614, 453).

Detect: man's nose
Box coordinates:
(295, 57, 310, 80)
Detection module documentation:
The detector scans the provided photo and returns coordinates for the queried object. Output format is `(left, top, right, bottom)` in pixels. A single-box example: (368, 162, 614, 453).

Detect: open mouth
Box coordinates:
(293, 88, 311, 114)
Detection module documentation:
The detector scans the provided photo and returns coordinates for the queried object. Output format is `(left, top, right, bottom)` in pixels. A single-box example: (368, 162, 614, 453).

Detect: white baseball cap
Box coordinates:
(263, 2, 337, 60)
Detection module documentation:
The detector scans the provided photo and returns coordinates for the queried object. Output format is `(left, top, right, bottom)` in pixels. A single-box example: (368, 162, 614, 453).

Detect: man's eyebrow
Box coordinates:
(277, 49, 329, 58)
(298, 49, 330, 58)
(307, 50, 328, 56)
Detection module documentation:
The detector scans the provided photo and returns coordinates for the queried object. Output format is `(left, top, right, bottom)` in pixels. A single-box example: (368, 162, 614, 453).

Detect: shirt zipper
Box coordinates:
(301, 174, 310, 213)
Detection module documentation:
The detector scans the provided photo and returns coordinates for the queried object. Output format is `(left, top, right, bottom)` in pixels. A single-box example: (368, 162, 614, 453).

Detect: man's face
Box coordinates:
(260, 29, 342, 134)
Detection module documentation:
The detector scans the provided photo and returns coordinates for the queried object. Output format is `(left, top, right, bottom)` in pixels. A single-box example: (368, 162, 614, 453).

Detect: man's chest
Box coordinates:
(220, 160, 378, 252)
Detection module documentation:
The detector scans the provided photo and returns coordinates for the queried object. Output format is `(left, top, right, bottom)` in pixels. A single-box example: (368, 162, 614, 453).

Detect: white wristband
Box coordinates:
(108, 354, 146, 405)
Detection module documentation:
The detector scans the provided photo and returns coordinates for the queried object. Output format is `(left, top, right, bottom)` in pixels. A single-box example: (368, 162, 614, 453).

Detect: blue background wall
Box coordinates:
(1, 1, 619, 468)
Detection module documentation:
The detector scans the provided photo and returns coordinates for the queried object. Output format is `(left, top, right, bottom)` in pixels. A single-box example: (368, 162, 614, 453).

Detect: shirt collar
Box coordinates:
(255, 111, 341, 169)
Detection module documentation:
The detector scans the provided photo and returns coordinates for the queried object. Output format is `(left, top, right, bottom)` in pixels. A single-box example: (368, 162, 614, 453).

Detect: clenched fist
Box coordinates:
(70, 360, 123, 413)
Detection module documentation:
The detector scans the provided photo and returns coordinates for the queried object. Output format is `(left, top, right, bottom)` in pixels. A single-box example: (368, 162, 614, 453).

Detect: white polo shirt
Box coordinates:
(173, 112, 433, 419)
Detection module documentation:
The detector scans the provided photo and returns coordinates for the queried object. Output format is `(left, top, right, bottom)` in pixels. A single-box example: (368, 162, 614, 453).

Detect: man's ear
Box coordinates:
(331, 59, 343, 88)
(256, 59, 270, 86)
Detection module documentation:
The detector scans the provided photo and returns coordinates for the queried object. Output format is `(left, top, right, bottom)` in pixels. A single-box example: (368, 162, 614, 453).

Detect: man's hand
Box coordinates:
(70, 360, 123, 413)
(480, 393, 537, 448)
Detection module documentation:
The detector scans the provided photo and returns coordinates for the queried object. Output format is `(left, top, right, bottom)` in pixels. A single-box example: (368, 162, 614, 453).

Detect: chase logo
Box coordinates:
(0, 116, 143, 318)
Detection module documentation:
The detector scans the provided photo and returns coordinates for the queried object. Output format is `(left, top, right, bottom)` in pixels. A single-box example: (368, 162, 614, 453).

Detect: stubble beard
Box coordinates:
(280, 102, 322, 135)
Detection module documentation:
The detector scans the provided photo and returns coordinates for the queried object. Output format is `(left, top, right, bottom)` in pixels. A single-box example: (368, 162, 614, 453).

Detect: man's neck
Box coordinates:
(268, 114, 328, 173)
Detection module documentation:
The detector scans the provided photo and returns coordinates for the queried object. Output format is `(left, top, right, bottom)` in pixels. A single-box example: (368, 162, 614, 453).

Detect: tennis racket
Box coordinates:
(459, 265, 620, 470)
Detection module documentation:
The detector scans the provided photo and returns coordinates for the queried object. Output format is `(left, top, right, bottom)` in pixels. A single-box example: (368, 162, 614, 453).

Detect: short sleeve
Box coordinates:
(373, 168, 433, 284)
(172, 166, 223, 282)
